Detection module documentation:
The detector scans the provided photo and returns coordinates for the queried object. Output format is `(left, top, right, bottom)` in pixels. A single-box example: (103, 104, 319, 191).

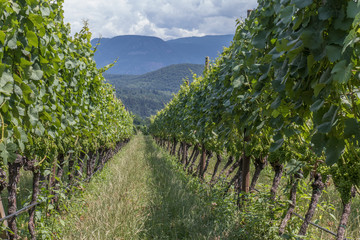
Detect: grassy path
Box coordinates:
(62, 134, 154, 239)
(61, 134, 238, 240)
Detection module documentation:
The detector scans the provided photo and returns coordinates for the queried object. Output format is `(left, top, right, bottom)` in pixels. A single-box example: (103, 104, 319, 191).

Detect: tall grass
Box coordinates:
(167, 143, 360, 239)
(60, 135, 241, 239)
(61, 134, 153, 239)
(60, 134, 360, 239)
(140, 137, 240, 240)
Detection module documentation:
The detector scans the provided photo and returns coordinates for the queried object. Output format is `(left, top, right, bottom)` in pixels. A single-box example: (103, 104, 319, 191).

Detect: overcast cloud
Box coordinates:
(63, 0, 258, 40)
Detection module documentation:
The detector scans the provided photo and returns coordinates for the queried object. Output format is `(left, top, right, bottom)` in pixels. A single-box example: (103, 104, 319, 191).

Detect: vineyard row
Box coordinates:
(0, 0, 133, 239)
(150, 0, 360, 239)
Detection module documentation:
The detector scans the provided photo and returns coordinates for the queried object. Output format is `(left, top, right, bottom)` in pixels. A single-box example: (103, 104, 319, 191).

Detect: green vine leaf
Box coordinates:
(325, 45, 342, 63)
(331, 60, 352, 84)
(26, 30, 38, 48)
(0, 72, 14, 96)
(7, 34, 17, 49)
(325, 137, 344, 166)
(347, 1, 360, 19)
(0, 31, 5, 44)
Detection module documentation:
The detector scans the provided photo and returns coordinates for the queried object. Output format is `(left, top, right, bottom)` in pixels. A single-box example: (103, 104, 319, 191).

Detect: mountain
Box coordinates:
(166, 35, 234, 63)
(92, 34, 233, 74)
(93, 34, 234, 117)
(105, 63, 204, 92)
(105, 64, 204, 117)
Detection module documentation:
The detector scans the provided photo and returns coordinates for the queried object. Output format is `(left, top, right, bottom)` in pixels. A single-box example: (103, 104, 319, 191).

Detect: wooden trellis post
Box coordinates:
(0, 198, 8, 238)
(205, 56, 209, 72)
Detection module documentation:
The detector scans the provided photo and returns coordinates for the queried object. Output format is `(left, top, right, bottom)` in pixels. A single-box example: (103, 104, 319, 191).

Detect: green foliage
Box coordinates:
(133, 114, 150, 126)
(0, 0, 133, 236)
(117, 88, 172, 117)
(105, 63, 204, 117)
(149, 0, 360, 236)
(231, 193, 283, 240)
(105, 64, 204, 92)
(0, 0, 133, 163)
(58, 135, 243, 239)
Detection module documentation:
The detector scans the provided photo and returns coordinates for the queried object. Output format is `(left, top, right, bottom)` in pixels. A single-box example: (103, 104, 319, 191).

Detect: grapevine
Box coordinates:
(150, 0, 360, 239)
(0, 0, 133, 238)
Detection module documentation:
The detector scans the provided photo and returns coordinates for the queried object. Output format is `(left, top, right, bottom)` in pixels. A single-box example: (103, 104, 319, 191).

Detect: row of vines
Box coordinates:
(150, 0, 360, 239)
(0, 0, 133, 239)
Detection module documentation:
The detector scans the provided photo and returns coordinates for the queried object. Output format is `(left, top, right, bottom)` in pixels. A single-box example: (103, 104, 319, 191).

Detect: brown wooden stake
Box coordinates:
(241, 154, 251, 193)
(205, 56, 209, 72)
(0, 198, 8, 239)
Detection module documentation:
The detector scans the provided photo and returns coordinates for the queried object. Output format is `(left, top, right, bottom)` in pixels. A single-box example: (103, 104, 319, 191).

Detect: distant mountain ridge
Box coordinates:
(92, 34, 233, 74)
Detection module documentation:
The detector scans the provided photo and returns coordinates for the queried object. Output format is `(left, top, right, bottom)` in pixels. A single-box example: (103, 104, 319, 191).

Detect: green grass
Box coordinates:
(61, 134, 153, 239)
(58, 135, 360, 240)
(140, 138, 238, 240)
(169, 143, 360, 239)
(60, 135, 241, 240)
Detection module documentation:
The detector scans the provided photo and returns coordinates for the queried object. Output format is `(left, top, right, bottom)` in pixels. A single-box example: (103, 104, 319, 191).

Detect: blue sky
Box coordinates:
(63, 0, 258, 40)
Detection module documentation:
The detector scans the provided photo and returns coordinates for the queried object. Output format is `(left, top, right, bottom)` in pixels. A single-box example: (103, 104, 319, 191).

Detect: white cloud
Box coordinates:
(63, 0, 258, 40)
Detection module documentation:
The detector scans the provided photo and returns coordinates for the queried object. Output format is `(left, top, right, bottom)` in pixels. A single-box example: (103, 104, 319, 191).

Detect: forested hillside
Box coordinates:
(105, 64, 204, 117)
